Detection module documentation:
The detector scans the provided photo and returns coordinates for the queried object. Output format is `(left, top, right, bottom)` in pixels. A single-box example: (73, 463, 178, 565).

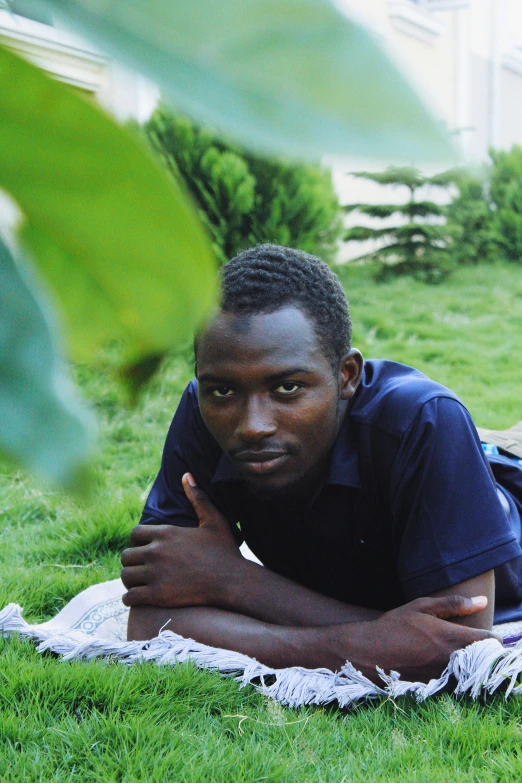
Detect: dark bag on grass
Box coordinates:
(478, 422, 522, 622)
(477, 421, 522, 460)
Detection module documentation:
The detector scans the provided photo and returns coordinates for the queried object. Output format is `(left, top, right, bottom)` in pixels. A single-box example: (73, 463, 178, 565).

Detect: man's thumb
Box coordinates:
(182, 473, 227, 528)
(416, 594, 488, 620)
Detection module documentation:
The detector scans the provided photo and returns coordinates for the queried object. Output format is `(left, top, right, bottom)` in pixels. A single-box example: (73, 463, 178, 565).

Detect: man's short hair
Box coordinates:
(220, 244, 352, 372)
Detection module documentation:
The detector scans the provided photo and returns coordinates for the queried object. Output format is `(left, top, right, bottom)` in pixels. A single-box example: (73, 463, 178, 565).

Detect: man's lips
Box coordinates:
(231, 451, 290, 476)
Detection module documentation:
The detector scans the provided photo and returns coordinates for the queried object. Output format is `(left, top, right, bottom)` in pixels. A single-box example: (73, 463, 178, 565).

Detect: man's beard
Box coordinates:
(243, 458, 328, 503)
(242, 405, 340, 503)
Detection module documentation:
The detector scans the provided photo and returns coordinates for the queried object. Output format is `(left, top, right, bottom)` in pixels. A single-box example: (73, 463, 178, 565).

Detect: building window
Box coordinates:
(388, 1, 445, 45)
(410, 0, 469, 9)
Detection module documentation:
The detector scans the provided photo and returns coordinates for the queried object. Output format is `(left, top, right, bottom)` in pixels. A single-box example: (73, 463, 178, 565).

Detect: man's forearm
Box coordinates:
(128, 592, 498, 685)
(211, 557, 382, 625)
(128, 604, 361, 674)
(121, 505, 382, 625)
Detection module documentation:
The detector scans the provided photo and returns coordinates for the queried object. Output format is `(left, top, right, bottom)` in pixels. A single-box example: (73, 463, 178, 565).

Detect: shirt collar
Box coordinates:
(211, 452, 243, 484)
(211, 410, 360, 490)
(325, 409, 360, 489)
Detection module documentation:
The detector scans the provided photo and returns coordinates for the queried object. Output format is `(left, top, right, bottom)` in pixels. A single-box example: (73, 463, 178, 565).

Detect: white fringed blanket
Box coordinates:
(2, 579, 522, 708)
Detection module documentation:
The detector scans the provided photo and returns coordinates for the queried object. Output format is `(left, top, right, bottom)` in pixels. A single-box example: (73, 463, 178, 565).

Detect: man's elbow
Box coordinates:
(127, 605, 178, 641)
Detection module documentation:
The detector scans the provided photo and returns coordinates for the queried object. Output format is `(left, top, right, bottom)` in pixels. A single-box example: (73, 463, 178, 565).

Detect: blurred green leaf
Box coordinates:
(0, 237, 94, 489)
(44, 0, 456, 163)
(0, 44, 217, 371)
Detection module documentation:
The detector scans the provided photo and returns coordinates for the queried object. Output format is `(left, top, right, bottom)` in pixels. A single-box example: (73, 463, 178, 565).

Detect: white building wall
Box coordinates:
(2, 1, 522, 260)
(499, 66, 522, 151)
(0, 7, 159, 237)
(3, 2, 522, 166)
(0, 9, 159, 121)
(336, 0, 522, 260)
(336, 0, 522, 164)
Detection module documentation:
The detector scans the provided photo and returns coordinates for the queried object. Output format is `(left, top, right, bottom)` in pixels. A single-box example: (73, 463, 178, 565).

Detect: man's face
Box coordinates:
(196, 305, 361, 498)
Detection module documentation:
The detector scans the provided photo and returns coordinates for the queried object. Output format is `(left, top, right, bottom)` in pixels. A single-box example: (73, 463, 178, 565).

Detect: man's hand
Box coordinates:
(335, 593, 502, 683)
(126, 592, 501, 684)
(121, 473, 242, 608)
(122, 476, 501, 683)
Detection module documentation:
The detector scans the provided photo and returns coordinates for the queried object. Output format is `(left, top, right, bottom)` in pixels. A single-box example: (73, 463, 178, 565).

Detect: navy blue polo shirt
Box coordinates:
(140, 360, 522, 612)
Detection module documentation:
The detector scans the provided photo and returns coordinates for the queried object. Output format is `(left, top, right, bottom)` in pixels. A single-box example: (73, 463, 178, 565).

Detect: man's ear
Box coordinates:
(339, 348, 363, 400)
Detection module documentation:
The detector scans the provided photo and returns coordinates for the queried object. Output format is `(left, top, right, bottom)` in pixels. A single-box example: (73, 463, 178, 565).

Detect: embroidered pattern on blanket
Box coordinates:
(2, 578, 522, 709)
(71, 599, 128, 638)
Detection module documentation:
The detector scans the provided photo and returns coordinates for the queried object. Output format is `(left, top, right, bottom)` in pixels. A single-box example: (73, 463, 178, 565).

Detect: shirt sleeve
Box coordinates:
(139, 380, 223, 528)
(390, 396, 522, 599)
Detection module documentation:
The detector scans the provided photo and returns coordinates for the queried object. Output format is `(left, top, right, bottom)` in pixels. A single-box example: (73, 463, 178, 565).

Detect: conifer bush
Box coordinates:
(445, 171, 496, 266)
(343, 151, 522, 279)
(343, 166, 456, 283)
(144, 107, 344, 265)
(488, 146, 522, 264)
(446, 147, 522, 267)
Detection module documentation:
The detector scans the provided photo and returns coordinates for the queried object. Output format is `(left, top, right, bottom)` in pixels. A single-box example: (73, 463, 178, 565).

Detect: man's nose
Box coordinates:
(235, 396, 277, 442)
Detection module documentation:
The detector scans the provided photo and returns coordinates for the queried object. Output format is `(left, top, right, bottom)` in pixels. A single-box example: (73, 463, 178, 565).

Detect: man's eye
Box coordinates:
(274, 382, 300, 394)
(212, 386, 234, 398)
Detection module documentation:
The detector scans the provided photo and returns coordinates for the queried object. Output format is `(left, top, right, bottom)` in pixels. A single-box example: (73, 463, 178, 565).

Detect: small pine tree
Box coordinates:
(143, 107, 343, 265)
(343, 166, 456, 282)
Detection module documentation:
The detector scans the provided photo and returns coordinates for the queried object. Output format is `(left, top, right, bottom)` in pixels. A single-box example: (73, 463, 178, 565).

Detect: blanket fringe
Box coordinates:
(2, 602, 522, 707)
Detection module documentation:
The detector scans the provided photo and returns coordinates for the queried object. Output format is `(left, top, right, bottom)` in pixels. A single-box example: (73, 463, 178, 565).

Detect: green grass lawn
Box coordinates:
(1, 261, 522, 782)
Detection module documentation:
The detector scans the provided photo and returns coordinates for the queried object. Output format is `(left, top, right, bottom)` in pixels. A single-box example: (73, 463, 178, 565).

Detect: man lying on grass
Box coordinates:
(121, 244, 522, 684)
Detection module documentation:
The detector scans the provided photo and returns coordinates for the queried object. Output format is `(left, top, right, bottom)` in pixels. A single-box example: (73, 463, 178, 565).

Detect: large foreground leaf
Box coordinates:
(43, 0, 455, 163)
(0, 237, 94, 489)
(0, 44, 217, 369)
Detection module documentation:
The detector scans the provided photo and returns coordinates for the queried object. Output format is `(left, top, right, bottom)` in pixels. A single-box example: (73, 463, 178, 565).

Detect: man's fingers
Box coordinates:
(121, 564, 148, 589)
(121, 546, 147, 567)
(129, 524, 170, 546)
(445, 622, 503, 645)
(415, 594, 488, 620)
(182, 472, 214, 522)
(461, 626, 504, 644)
(409, 595, 503, 644)
(182, 473, 228, 529)
(122, 585, 153, 607)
